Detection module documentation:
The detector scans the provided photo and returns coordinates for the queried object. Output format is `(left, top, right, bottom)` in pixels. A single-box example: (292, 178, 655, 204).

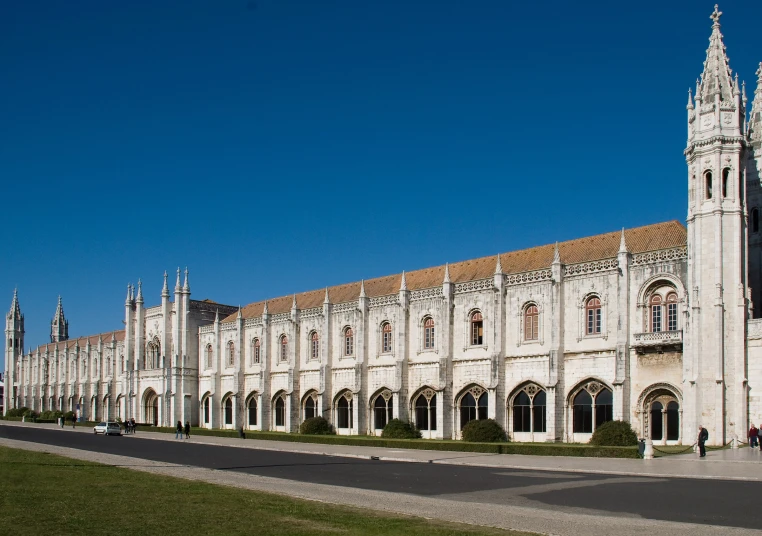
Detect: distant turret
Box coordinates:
(50, 295, 69, 343)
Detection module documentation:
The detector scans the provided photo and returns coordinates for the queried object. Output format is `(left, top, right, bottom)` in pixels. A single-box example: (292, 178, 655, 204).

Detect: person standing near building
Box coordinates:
(749, 424, 758, 449)
(184, 421, 190, 439)
(697, 425, 708, 457)
(176, 420, 183, 439)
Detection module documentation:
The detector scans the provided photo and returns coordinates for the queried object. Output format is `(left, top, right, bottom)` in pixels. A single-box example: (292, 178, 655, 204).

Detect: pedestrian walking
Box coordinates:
(131, 418, 136, 434)
(697, 424, 708, 457)
(176, 420, 183, 439)
(756, 426, 762, 450)
(71, 414, 76, 429)
(749, 424, 759, 449)
(184, 421, 190, 439)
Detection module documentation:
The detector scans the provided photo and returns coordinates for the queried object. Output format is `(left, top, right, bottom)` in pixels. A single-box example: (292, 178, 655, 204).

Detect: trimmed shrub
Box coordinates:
(6, 407, 29, 418)
(590, 420, 638, 447)
(381, 419, 421, 439)
(39, 411, 63, 421)
(299, 417, 334, 435)
(63, 411, 75, 421)
(462, 419, 507, 443)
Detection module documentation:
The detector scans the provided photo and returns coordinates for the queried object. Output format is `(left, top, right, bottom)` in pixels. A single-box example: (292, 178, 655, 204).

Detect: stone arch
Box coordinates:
(411, 385, 438, 435)
(301, 389, 320, 421)
(455, 383, 489, 432)
(636, 273, 686, 307)
(200, 391, 212, 426)
(142, 388, 159, 426)
(566, 378, 613, 437)
(333, 389, 354, 431)
(244, 391, 259, 428)
(369, 387, 393, 432)
(220, 391, 234, 427)
(508, 381, 547, 438)
(636, 383, 683, 444)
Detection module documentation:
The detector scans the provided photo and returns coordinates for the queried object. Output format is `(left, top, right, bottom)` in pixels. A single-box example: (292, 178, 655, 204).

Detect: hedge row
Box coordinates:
(146, 426, 639, 458)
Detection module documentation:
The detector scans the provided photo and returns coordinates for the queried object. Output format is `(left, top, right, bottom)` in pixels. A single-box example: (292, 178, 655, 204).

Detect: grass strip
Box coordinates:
(0, 445, 535, 536)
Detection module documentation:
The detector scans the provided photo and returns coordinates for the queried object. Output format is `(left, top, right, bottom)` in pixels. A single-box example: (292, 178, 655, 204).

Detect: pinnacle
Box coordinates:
(443, 263, 451, 284)
(698, 4, 735, 104)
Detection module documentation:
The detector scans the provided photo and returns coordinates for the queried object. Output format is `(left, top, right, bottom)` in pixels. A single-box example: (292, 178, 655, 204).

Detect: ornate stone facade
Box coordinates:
(5, 7, 762, 446)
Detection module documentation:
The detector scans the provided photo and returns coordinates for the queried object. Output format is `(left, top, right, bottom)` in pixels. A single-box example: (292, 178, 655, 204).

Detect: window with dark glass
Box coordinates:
(666, 401, 680, 441)
(650, 401, 663, 440)
(253, 339, 260, 364)
(722, 168, 730, 198)
(513, 391, 531, 432)
(459, 390, 488, 430)
(248, 398, 257, 426)
(280, 335, 288, 362)
(705, 171, 713, 199)
(205, 344, 212, 369)
(650, 295, 662, 332)
(203, 397, 210, 424)
(470, 312, 483, 346)
(227, 341, 234, 367)
(224, 397, 233, 425)
(753, 208, 760, 233)
(344, 328, 354, 356)
(415, 393, 437, 431)
(373, 395, 393, 430)
(304, 396, 316, 420)
(595, 388, 613, 428)
(667, 293, 678, 331)
(573, 390, 593, 433)
(275, 397, 285, 426)
(336, 395, 353, 428)
(310, 332, 319, 360)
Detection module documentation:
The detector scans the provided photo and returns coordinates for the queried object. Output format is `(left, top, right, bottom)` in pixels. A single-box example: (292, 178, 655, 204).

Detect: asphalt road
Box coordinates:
(1, 424, 755, 528)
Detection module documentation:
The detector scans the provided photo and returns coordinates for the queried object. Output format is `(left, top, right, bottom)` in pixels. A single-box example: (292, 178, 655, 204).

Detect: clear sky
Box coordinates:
(1, 1, 760, 361)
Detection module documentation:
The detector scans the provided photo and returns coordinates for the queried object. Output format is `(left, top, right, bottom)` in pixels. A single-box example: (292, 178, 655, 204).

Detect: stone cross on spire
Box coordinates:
(710, 4, 722, 26)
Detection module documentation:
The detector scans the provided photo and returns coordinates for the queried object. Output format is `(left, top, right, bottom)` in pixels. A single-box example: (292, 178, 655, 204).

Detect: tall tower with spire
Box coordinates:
(4, 290, 24, 414)
(684, 5, 748, 444)
(50, 296, 69, 343)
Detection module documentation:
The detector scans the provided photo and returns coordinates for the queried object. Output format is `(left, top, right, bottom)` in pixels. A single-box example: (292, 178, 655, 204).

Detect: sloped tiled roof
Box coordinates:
(29, 330, 126, 356)
(224, 221, 686, 322)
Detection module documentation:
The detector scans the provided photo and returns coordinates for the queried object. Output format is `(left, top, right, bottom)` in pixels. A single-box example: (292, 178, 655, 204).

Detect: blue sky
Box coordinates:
(1, 1, 760, 359)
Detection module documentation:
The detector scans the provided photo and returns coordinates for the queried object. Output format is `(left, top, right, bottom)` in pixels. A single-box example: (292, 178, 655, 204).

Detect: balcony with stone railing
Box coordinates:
(632, 330, 683, 353)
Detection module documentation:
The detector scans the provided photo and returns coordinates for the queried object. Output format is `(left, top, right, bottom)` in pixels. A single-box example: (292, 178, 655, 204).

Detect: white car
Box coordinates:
(93, 422, 122, 436)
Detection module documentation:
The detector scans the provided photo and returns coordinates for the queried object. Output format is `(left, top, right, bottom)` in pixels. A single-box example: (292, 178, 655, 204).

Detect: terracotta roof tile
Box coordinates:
(224, 221, 686, 322)
(30, 330, 126, 356)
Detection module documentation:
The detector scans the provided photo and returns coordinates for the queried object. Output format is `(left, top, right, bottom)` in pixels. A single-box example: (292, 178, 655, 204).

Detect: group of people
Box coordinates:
(175, 421, 191, 439)
(747, 424, 762, 449)
(123, 418, 137, 434)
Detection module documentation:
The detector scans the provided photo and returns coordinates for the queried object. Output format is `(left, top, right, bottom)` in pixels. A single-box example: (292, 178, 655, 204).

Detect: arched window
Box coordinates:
(722, 168, 730, 198)
(248, 397, 257, 426)
(573, 390, 593, 433)
(513, 391, 531, 432)
(414, 390, 437, 431)
(585, 297, 602, 335)
(205, 344, 213, 369)
(524, 305, 539, 341)
(650, 401, 664, 440)
(227, 341, 235, 367)
(274, 395, 286, 427)
(512, 386, 546, 433)
(310, 332, 319, 361)
(423, 317, 435, 350)
(381, 322, 392, 353)
(470, 311, 483, 346)
(666, 401, 680, 441)
(753, 208, 760, 234)
(650, 294, 663, 333)
(304, 394, 317, 420)
(224, 397, 233, 425)
(373, 391, 393, 431)
(667, 293, 678, 331)
(336, 393, 353, 429)
(252, 339, 261, 364)
(459, 386, 488, 430)
(705, 170, 713, 199)
(280, 335, 288, 362)
(203, 396, 210, 424)
(343, 327, 354, 357)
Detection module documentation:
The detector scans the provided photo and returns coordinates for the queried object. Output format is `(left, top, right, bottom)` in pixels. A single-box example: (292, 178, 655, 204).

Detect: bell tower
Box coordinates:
(50, 296, 69, 343)
(4, 289, 24, 414)
(684, 5, 748, 445)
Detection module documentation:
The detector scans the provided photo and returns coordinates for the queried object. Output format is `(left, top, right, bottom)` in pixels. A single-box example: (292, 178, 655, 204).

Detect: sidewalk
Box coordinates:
(5, 420, 762, 481)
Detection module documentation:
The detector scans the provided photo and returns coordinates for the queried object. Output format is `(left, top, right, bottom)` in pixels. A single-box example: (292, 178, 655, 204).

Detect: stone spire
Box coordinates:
(552, 242, 561, 264)
(136, 279, 144, 304)
(495, 254, 503, 275)
(400, 271, 407, 291)
(50, 295, 69, 343)
(687, 88, 694, 110)
(183, 268, 190, 293)
(162, 270, 170, 298)
(749, 63, 762, 149)
(214, 309, 220, 323)
(8, 288, 22, 321)
(292, 294, 298, 310)
(324, 287, 330, 304)
(263, 300, 269, 315)
(237, 305, 242, 319)
(443, 262, 451, 284)
(698, 5, 736, 104)
(619, 228, 628, 254)
(125, 284, 131, 305)
(175, 268, 181, 291)
(359, 279, 367, 298)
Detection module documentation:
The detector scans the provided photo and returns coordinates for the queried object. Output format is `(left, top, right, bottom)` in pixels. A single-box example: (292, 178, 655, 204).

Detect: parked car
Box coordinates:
(93, 422, 122, 436)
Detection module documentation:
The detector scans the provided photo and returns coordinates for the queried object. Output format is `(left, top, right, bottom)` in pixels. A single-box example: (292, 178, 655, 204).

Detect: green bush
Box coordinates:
(381, 419, 421, 439)
(462, 419, 507, 443)
(39, 411, 63, 421)
(6, 407, 29, 418)
(63, 411, 75, 421)
(299, 417, 334, 435)
(590, 420, 638, 446)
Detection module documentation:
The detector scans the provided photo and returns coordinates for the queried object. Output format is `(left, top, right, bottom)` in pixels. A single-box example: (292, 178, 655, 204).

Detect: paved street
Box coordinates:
(0, 423, 757, 531)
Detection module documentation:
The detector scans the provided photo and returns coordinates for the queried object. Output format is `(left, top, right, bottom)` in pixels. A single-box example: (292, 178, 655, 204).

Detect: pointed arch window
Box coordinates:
(343, 327, 354, 357)
(336, 392, 353, 429)
(310, 332, 319, 361)
(304, 393, 317, 420)
(252, 339, 261, 364)
(248, 397, 257, 426)
(280, 335, 288, 362)
(414, 390, 437, 431)
(512, 386, 546, 433)
(423, 317, 435, 350)
(585, 297, 602, 335)
(722, 168, 730, 198)
(205, 344, 213, 369)
(373, 391, 393, 431)
(227, 341, 235, 367)
(705, 170, 713, 200)
(470, 311, 484, 346)
(381, 322, 393, 354)
(753, 208, 759, 234)
(459, 386, 488, 430)
(524, 304, 539, 341)
(224, 397, 233, 425)
(274, 396, 286, 427)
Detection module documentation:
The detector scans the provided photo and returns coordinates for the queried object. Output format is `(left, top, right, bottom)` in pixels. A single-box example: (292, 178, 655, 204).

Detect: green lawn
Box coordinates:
(0, 446, 535, 536)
